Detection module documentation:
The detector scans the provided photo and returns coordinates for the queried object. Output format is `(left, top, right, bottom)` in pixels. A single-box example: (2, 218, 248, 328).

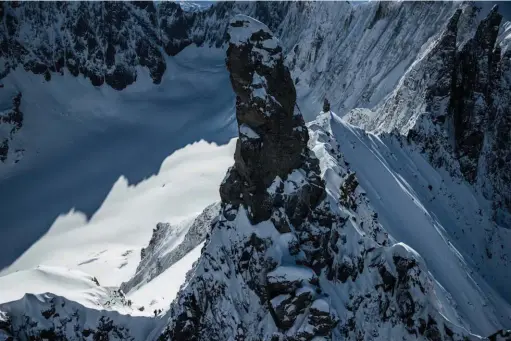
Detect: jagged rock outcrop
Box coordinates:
(488, 329, 511, 341)
(1, 1, 488, 172)
(2, 0, 475, 113)
(0, 294, 155, 341)
(0, 1, 225, 89)
(2, 2, 510, 341)
(159, 16, 338, 341)
(0, 1, 290, 91)
(451, 7, 502, 184)
(0, 311, 12, 341)
(322, 98, 330, 113)
(220, 15, 323, 225)
(346, 5, 511, 229)
(120, 202, 220, 293)
(158, 15, 481, 341)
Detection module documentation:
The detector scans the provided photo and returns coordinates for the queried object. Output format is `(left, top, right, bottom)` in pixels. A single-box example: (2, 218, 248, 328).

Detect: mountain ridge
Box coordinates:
(1, 2, 511, 341)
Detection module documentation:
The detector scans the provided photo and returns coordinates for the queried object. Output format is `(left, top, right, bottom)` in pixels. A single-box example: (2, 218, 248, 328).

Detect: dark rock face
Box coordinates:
(386, 5, 511, 228)
(220, 19, 338, 337)
(271, 291, 313, 330)
(0, 92, 24, 163)
(488, 329, 511, 341)
(0, 311, 13, 341)
(0, 1, 212, 90)
(162, 13, 470, 341)
(489, 50, 511, 227)
(450, 6, 502, 184)
(1, 295, 145, 341)
(120, 202, 220, 293)
(323, 98, 330, 113)
(0, 1, 292, 91)
(443, 6, 511, 227)
(220, 16, 323, 225)
(161, 16, 338, 341)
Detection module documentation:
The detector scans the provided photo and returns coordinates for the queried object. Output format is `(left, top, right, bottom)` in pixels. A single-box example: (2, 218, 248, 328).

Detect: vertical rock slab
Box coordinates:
(221, 15, 322, 224)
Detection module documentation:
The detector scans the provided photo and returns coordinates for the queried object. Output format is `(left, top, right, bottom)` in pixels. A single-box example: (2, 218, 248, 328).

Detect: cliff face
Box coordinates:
(0, 92, 23, 163)
(1, 1, 467, 100)
(1, 1, 199, 90)
(347, 5, 511, 230)
(160, 16, 338, 341)
(221, 15, 322, 226)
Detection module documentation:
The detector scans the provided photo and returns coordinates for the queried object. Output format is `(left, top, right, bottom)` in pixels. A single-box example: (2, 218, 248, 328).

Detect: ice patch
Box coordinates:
(239, 124, 260, 139)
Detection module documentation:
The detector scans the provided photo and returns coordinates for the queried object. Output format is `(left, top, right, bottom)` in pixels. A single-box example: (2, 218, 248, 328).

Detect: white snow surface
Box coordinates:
(322, 112, 511, 334)
(126, 242, 205, 315)
(0, 266, 108, 309)
(228, 14, 279, 48)
(0, 108, 509, 339)
(1, 3, 510, 339)
(239, 123, 260, 139)
(1, 138, 235, 289)
(0, 45, 236, 271)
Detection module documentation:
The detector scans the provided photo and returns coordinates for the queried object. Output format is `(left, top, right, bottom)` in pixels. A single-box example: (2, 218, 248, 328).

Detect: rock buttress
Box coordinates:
(220, 15, 323, 225)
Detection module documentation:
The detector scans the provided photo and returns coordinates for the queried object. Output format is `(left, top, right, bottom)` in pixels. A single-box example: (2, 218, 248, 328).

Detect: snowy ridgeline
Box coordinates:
(0, 1, 482, 128)
(344, 4, 511, 281)
(0, 110, 510, 341)
(1, 2, 511, 341)
(0, 1, 502, 270)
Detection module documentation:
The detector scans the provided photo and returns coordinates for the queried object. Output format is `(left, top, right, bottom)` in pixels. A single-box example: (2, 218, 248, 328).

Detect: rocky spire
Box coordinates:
(220, 15, 323, 225)
(161, 15, 339, 341)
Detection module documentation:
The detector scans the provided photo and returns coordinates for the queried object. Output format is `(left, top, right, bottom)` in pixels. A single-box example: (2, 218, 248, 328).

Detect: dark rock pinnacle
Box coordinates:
(220, 15, 323, 224)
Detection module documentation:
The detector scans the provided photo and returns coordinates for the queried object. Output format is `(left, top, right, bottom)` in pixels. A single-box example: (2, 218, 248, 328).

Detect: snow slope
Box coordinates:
(0, 46, 236, 270)
(2, 136, 235, 287)
(3, 106, 509, 340)
(1, 2, 510, 340)
(0, 266, 110, 309)
(327, 112, 511, 333)
(0, 135, 235, 338)
(126, 242, 205, 315)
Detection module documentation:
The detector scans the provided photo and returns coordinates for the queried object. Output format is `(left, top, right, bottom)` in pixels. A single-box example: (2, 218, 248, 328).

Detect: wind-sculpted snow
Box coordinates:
(329, 113, 511, 333)
(346, 5, 511, 299)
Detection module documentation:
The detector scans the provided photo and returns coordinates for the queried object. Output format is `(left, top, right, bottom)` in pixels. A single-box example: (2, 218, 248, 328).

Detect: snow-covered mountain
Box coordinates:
(346, 5, 511, 298)
(1, 1, 511, 341)
(0, 1, 478, 168)
(0, 1, 488, 268)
